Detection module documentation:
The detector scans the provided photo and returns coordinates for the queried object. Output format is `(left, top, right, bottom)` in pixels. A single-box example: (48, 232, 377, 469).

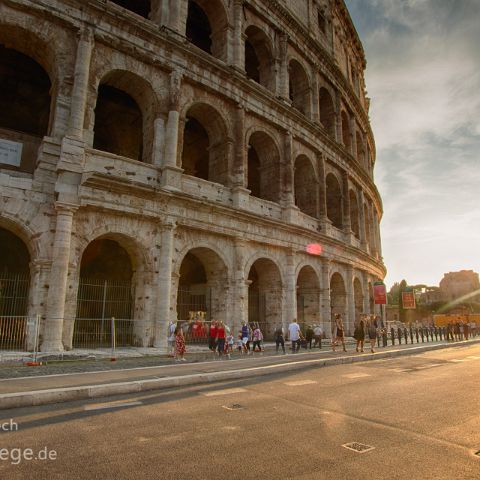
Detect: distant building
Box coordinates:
(439, 270, 480, 303)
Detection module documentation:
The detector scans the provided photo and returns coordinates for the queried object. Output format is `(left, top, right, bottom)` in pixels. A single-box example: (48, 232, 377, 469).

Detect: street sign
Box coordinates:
(402, 290, 416, 309)
(373, 282, 387, 305)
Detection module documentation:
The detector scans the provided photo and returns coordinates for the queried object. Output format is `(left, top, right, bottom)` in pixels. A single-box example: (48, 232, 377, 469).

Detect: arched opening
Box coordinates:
(248, 259, 282, 339)
(0, 227, 31, 349)
(93, 84, 143, 161)
(353, 277, 364, 325)
(356, 131, 365, 166)
(181, 104, 229, 186)
(0, 45, 51, 173)
(109, 0, 151, 18)
(244, 26, 274, 89)
(349, 190, 360, 238)
(186, 0, 228, 60)
(294, 155, 317, 217)
(247, 132, 281, 203)
(176, 248, 228, 343)
(330, 272, 347, 334)
(319, 87, 335, 137)
(326, 173, 343, 229)
(296, 266, 320, 332)
(341, 110, 351, 151)
(74, 238, 135, 348)
(288, 59, 311, 116)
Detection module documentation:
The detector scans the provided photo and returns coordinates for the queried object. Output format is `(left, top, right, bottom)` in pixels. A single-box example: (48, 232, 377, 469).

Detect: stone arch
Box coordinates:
(319, 87, 335, 136)
(356, 131, 365, 166)
(181, 102, 230, 186)
(326, 172, 343, 229)
(349, 189, 360, 238)
(294, 155, 317, 217)
(247, 257, 283, 339)
(175, 247, 229, 337)
(109, 0, 151, 19)
(244, 25, 274, 89)
(330, 271, 346, 329)
(288, 59, 311, 116)
(296, 265, 320, 330)
(92, 69, 158, 163)
(341, 110, 351, 151)
(186, 0, 229, 61)
(353, 276, 364, 324)
(247, 130, 281, 203)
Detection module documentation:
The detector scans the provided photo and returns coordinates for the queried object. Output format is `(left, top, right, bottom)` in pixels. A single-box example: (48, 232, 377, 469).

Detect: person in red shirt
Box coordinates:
(208, 320, 218, 352)
(215, 321, 226, 357)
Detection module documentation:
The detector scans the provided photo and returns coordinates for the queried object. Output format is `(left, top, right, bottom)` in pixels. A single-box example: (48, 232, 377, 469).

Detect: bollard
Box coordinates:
(382, 329, 387, 347)
(404, 328, 408, 345)
(439, 327, 442, 341)
(111, 317, 116, 361)
(415, 328, 419, 343)
(390, 327, 395, 346)
(434, 327, 438, 341)
(398, 329, 402, 345)
(410, 327, 414, 344)
(420, 328, 424, 342)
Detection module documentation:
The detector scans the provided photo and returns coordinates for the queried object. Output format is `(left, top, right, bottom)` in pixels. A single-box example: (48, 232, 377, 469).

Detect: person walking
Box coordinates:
(288, 318, 302, 353)
(274, 325, 286, 353)
(305, 325, 314, 349)
(208, 320, 218, 353)
(252, 324, 264, 352)
(241, 321, 251, 354)
(215, 321, 226, 357)
(174, 326, 187, 362)
(332, 314, 346, 352)
(313, 324, 323, 349)
(366, 315, 378, 353)
(353, 315, 366, 352)
(167, 320, 176, 357)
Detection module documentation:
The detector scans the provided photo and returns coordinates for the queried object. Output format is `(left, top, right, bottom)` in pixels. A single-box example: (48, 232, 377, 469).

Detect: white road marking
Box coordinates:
(84, 400, 143, 411)
(466, 356, 480, 360)
(284, 379, 317, 386)
(203, 387, 247, 397)
(343, 373, 371, 379)
(451, 359, 468, 363)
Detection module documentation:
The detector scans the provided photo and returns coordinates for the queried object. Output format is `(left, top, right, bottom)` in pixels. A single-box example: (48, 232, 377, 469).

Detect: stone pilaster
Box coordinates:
(284, 249, 297, 328)
(43, 204, 77, 352)
(154, 219, 176, 350)
(277, 34, 289, 99)
(311, 67, 320, 123)
(233, 239, 249, 333)
(68, 27, 94, 139)
(320, 258, 332, 338)
(317, 153, 327, 224)
(359, 190, 367, 249)
(342, 171, 351, 234)
(345, 265, 355, 335)
(232, 0, 245, 71)
(232, 103, 249, 208)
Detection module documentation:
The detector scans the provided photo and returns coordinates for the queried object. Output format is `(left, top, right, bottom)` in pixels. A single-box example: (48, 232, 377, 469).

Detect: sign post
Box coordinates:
(374, 281, 387, 327)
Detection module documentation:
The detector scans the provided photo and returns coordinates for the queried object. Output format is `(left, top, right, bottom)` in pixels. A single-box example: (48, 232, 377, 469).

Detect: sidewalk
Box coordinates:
(0, 338, 479, 410)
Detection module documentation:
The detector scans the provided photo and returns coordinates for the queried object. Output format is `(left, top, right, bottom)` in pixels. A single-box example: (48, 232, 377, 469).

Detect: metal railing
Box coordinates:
(0, 316, 29, 350)
(72, 317, 136, 349)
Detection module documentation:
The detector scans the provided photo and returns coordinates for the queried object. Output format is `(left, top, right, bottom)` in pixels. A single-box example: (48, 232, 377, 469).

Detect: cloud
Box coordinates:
(345, 0, 480, 287)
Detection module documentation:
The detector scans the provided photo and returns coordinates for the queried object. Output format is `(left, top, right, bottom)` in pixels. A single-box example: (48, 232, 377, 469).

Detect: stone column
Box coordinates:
(68, 28, 94, 139)
(317, 153, 328, 224)
(282, 131, 297, 222)
(43, 204, 77, 352)
(152, 117, 166, 166)
(342, 171, 351, 234)
(161, 70, 184, 188)
(345, 265, 355, 335)
(233, 239, 249, 333)
(362, 271, 371, 314)
(334, 91, 342, 143)
(232, 0, 245, 71)
(359, 190, 367, 249)
(311, 66, 320, 123)
(320, 258, 332, 338)
(350, 115, 357, 158)
(232, 103, 249, 208)
(284, 250, 297, 328)
(277, 34, 289, 99)
(154, 219, 176, 350)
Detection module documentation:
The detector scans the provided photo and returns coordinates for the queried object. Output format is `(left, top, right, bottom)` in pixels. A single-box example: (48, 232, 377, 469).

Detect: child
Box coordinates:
(237, 332, 244, 354)
(174, 326, 187, 362)
(225, 332, 234, 358)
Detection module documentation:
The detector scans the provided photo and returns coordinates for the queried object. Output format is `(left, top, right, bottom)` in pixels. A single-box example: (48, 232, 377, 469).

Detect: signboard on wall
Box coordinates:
(373, 281, 387, 305)
(0, 139, 23, 167)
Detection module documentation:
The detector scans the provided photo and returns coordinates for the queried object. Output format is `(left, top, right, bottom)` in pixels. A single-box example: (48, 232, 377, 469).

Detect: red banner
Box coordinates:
(402, 291, 416, 309)
(373, 283, 387, 305)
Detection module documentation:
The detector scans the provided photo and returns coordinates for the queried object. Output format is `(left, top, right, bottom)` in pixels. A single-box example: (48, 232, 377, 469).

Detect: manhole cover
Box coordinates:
(342, 442, 375, 453)
(222, 404, 245, 411)
(475, 451, 480, 457)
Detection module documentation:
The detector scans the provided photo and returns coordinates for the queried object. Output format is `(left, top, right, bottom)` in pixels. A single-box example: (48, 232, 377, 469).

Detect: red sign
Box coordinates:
(305, 243, 322, 255)
(373, 283, 387, 305)
(402, 291, 416, 309)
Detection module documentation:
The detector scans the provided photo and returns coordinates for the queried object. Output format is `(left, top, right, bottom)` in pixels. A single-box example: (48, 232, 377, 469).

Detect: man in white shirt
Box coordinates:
(313, 324, 323, 349)
(288, 319, 302, 353)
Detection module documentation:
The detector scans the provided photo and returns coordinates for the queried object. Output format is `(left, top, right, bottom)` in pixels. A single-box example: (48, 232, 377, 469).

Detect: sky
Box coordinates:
(344, 0, 480, 289)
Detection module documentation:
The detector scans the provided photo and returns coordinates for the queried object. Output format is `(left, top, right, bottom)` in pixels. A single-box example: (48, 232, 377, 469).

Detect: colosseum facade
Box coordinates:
(0, 0, 385, 352)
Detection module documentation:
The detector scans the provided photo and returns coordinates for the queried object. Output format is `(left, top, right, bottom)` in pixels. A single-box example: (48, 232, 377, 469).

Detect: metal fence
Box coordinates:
(0, 273, 29, 317)
(0, 316, 28, 350)
(73, 278, 134, 348)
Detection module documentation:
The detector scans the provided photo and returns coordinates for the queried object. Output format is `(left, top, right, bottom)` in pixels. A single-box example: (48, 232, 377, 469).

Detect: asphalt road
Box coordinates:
(0, 344, 479, 480)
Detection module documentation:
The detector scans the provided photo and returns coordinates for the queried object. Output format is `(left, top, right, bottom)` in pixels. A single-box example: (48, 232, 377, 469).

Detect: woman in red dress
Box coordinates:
(175, 326, 187, 362)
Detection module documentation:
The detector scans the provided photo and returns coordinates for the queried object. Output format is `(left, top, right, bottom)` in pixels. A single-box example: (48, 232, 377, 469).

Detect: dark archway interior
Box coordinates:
(349, 190, 360, 238)
(0, 45, 50, 137)
(186, 0, 212, 54)
(245, 39, 260, 83)
(182, 117, 209, 180)
(294, 157, 317, 217)
(93, 84, 143, 161)
(80, 239, 133, 282)
(0, 227, 30, 275)
(109, 0, 151, 18)
(326, 174, 343, 229)
(247, 146, 261, 197)
(289, 60, 310, 116)
(179, 252, 207, 286)
(341, 111, 351, 150)
(319, 87, 335, 137)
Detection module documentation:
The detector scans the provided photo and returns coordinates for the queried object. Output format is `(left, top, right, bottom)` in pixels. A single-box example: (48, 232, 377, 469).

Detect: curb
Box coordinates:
(0, 340, 478, 410)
